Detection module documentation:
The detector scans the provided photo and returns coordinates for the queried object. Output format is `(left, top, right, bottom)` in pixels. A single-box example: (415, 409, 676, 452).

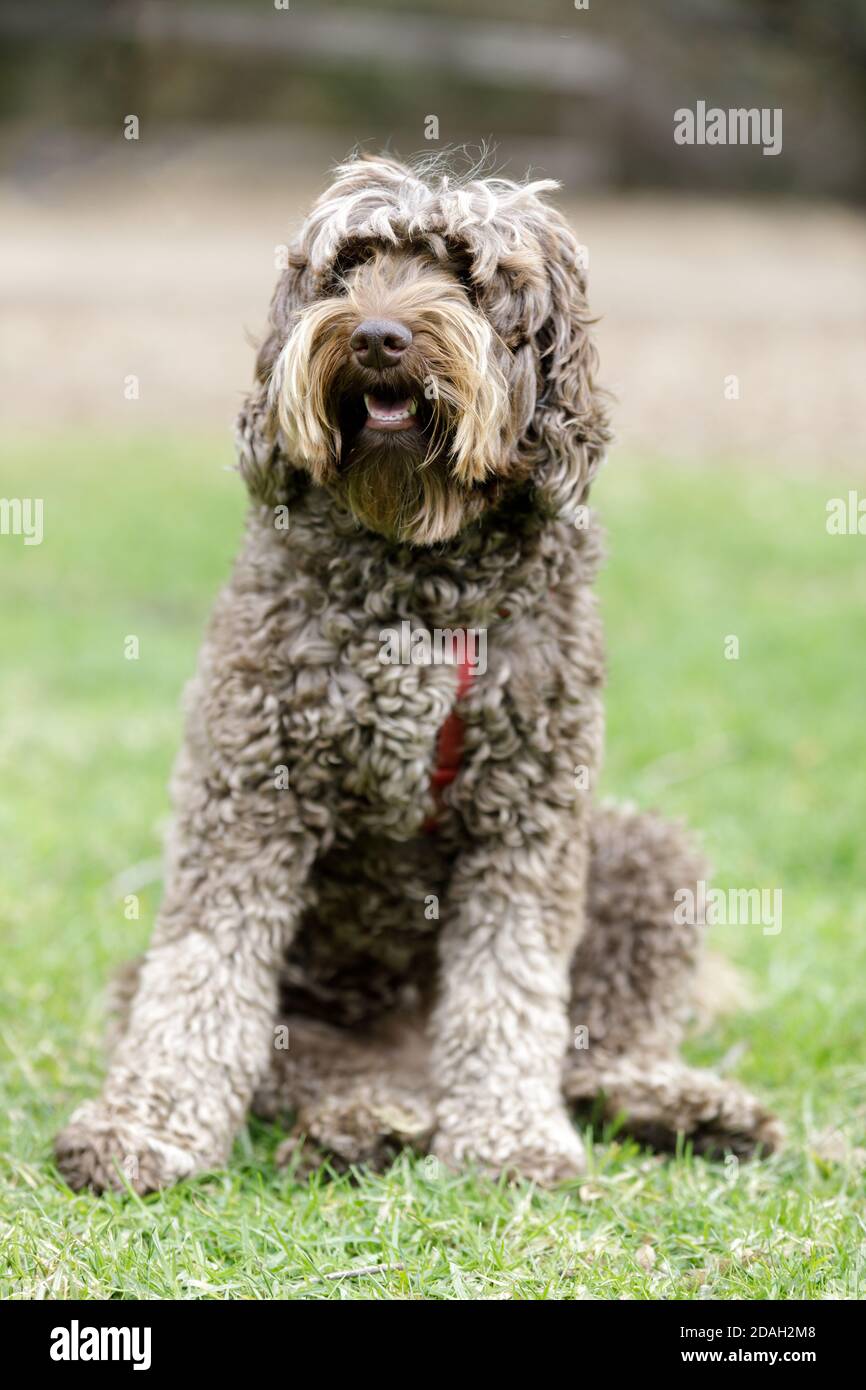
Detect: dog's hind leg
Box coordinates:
(563, 804, 783, 1157)
(252, 1011, 435, 1174)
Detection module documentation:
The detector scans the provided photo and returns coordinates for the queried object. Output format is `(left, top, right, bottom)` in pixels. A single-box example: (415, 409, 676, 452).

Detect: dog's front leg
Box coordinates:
(430, 833, 588, 1185)
(55, 744, 318, 1194)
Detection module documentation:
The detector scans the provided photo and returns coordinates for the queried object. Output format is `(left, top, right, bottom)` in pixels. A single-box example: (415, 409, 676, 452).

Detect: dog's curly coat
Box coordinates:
(56, 154, 781, 1193)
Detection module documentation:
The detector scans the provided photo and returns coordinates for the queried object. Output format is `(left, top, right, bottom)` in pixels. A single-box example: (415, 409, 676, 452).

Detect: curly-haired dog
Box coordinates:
(56, 155, 781, 1193)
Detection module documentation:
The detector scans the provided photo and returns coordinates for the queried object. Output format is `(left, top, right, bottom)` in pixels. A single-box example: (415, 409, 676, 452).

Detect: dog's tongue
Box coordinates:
(364, 394, 417, 423)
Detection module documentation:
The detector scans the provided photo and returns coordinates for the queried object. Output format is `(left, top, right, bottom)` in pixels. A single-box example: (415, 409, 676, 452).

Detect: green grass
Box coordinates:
(1, 433, 865, 1300)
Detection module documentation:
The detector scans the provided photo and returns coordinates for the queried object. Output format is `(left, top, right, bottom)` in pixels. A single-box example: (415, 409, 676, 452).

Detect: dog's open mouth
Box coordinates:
(361, 391, 419, 428)
(336, 382, 434, 463)
(363, 393, 418, 432)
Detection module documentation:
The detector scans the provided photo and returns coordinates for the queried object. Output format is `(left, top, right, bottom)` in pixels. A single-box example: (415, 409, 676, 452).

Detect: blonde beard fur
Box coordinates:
(270, 252, 511, 499)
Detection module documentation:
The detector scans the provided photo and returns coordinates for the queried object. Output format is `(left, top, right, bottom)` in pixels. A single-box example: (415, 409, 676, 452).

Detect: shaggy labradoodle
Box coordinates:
(56, 154, 781, 1193)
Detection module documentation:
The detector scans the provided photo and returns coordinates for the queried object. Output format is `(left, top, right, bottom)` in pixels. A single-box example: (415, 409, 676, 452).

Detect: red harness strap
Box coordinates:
(423, 604, 520, 830)
(424, 634, 478, 832)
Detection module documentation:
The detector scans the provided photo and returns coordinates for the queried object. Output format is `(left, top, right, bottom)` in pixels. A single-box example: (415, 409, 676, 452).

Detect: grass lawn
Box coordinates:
(1, 434, 864, 1300)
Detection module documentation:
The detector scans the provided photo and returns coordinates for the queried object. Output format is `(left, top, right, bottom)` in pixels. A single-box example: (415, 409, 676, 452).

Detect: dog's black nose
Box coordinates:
(350, 318, 412, 369)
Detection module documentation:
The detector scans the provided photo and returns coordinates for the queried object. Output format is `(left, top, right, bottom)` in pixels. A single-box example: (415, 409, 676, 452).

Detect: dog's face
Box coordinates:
(274, 246, 513, 545)
(238, 155, 609, 546)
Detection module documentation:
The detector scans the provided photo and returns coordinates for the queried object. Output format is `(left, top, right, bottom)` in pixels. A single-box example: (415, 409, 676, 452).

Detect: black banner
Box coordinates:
(1, 1296, 856, 1372)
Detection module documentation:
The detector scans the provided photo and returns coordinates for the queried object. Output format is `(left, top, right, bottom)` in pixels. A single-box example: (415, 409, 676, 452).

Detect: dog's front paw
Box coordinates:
(432, 1108, 587, 1187)
(55, 1102, 203, 1194)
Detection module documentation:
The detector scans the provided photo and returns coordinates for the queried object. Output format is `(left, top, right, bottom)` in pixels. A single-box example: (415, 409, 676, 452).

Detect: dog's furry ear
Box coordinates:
(526, 209, 611, 521)
(235, 252, 315, 504)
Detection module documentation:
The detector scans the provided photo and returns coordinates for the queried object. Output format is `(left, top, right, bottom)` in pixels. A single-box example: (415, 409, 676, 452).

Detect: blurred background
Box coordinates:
(1, 0, 865, 462)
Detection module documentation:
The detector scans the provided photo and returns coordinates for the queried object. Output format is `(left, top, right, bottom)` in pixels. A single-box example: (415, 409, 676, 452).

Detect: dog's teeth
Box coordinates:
(407, 399, 417, 415)
(363, 393, 414, 423)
